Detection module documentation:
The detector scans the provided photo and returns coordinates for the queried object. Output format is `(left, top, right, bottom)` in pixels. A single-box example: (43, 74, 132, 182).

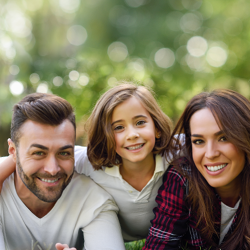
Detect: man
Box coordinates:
(0, 93, 125, 250)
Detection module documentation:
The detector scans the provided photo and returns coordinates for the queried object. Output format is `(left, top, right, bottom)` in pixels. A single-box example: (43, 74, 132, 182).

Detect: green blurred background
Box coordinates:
(1, 0, 250, 155)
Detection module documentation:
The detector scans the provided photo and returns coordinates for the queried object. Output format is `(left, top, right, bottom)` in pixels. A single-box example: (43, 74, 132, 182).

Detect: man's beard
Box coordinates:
(16, 150, 74, 203)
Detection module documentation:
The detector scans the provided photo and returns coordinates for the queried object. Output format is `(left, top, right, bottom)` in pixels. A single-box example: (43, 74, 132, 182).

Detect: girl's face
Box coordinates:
(190, 108, 245, 193)
(111, 96, 158, 167)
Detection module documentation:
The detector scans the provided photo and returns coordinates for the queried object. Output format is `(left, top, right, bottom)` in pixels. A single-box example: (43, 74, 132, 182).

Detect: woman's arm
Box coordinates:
(0, 155, 16, 193)
(143, 166, 189, 250)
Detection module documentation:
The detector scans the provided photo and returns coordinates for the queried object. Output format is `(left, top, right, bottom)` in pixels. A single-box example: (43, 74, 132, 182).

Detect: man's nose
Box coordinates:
(44, 155, 61, 176)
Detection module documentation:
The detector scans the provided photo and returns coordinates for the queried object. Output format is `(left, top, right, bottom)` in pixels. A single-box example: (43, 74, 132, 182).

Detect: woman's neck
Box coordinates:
(120, 153, 155, 192)
(216, 176, 241, 208)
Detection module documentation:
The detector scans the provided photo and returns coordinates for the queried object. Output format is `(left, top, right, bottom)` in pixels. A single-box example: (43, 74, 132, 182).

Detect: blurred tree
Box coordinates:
(0, 0, 250, 155)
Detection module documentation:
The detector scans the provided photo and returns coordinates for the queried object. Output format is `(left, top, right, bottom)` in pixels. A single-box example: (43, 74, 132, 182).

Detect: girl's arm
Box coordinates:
(143, 166, 189, 250)
(0, 155, 16, 193)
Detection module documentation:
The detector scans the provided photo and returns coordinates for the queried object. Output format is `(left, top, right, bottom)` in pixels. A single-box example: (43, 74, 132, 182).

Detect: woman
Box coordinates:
(143, 89, 250, 250)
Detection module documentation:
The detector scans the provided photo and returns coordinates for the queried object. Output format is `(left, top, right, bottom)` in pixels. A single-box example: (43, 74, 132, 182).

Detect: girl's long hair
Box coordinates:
(86, 82, 172, 169)
(171, 89, 250, 249)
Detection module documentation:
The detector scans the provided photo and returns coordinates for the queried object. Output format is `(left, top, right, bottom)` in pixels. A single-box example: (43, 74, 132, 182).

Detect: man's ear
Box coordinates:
(8, 139, 17, 163)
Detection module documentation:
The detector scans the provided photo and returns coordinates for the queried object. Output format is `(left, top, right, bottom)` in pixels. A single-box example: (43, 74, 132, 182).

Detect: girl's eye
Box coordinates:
(114, 125, 124, 131)
(219, 136, 227, 142)
(192, 139, 203, 145)
(136, 120, 146, 126)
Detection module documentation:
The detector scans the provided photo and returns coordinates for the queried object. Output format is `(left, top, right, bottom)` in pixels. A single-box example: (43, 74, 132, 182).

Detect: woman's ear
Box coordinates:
(8, 139, 17, 163)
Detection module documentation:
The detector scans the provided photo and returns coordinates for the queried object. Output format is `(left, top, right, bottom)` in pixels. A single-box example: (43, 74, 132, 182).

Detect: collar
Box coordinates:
(104, 154, 164, 178)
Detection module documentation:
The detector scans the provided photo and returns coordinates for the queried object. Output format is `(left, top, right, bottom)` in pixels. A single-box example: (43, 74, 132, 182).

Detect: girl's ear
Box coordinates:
(155, 128, 161, 139)
(8, 139, 17, 163)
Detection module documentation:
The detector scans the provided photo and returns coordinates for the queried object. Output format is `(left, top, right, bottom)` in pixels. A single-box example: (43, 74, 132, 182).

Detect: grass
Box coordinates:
(125, 239, 146, 250)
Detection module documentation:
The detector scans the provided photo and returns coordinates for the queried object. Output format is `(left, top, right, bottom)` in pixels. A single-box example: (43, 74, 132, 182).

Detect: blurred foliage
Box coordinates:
(1, 0, 250, 155)
(125, 239, 145, 250)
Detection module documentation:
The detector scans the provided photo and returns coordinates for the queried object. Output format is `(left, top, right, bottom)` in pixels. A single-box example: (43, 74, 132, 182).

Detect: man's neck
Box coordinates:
(14, 172, 56, 218)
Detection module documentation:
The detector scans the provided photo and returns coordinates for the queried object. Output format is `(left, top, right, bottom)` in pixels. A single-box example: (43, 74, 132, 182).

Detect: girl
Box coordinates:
(0, 83, 175, 242)
(143, 89, 250, 250)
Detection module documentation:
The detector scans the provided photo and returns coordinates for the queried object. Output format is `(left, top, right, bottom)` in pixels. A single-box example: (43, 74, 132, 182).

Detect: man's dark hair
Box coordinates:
(11, 93, 75, 145)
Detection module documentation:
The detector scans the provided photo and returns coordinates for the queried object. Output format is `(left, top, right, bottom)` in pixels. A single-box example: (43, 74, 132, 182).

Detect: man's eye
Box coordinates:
(34, 152, 45, 156)
(192, 139, 203, 145)
(59, 152, 71, 156)
(136, 120, 146, 126)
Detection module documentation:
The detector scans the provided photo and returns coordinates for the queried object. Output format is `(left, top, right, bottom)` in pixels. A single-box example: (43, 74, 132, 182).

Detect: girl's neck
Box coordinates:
(120, 153, 155, 192)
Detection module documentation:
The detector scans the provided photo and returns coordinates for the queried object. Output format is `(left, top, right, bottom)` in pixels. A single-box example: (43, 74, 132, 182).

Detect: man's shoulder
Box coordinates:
(67, 172, 114, 200)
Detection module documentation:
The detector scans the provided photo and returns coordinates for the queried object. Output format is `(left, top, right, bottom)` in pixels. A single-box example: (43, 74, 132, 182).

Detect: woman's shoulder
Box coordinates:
(163, 157, 191, 185)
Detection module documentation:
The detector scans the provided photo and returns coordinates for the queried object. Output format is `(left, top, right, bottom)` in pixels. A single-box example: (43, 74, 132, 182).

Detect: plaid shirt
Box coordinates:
(143, 159, 241, 250)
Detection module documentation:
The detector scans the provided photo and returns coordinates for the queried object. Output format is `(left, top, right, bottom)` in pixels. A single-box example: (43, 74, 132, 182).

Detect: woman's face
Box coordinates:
(190, 108, 245, 193)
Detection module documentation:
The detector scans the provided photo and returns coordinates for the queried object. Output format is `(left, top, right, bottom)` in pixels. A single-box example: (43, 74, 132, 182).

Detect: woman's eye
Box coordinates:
(192, 139, 203, 145)
(137, 120, 146, 126)
(219, 136, 227, 142)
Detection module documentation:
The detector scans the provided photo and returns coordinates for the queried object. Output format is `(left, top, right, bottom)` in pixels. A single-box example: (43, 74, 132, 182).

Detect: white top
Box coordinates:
(74, 146, 172, 241)
(0, 172, 125, 250)
(219, 199, 241, 244)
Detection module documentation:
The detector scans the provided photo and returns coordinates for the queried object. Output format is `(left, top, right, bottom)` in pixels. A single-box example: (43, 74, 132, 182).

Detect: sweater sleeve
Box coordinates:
(74, 146, 94, 176)
(143, 166, 189, 250)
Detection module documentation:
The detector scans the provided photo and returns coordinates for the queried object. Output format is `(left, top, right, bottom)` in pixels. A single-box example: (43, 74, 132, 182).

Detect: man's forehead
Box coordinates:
(18, 119, 75, 149)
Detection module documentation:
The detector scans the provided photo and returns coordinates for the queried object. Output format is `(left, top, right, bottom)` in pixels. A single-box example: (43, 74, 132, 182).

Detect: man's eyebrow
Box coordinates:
(29, 144, 48, 150)
(29, 144, 74, 150)
(60, 145, 74, 150)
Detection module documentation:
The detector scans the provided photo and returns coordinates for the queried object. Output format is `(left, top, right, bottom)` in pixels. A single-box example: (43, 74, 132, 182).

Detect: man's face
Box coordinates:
(10, 119, 75, 203)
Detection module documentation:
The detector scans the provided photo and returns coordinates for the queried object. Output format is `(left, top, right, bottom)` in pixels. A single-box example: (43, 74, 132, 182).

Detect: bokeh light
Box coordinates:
(67, 25, 87, 46)
(108, 42, 128, 62)
(187, 36, 208, 57)
(69, 70, 80, 81)
(9, 81, 24, 96)
(206, 47, 227, 67)
(79, 74, 89, 86)
(154, 48, 175, 69)
(30, 73, 40, 84)
(53, 76, 63, 86)
(180, 13, 202, 33)
(36, 83, 49, 93)
(59, 0, 80, 13)
(9, 65, 20, 75)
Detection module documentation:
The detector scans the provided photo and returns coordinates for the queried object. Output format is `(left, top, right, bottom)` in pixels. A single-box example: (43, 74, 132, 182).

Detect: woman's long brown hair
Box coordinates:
(171, 89, 250, 249)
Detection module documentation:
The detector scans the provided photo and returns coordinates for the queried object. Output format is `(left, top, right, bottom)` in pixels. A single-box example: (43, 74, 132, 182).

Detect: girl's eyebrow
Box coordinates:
(111, 115, 148, 126)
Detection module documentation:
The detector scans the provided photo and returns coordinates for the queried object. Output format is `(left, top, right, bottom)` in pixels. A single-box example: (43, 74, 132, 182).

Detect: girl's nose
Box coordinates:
(126, 127, 139, 140)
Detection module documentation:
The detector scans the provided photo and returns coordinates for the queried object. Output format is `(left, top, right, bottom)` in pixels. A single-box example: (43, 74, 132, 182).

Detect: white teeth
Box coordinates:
(127, 144, 144, 150)
(207, 164, 227, 172)
(41, 178, 59, 183)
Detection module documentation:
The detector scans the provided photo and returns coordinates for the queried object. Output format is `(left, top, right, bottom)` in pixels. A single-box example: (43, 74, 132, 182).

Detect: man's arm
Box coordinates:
(83, 210, 125, 250)
(0, 155, 15, 193)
